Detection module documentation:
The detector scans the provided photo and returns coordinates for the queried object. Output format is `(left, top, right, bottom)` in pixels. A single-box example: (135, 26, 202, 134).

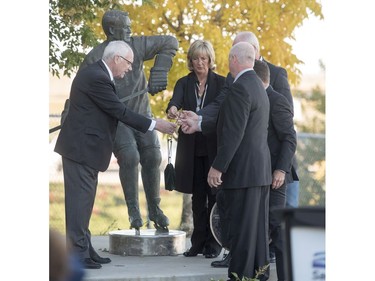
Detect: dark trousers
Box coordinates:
(190, 155, 221, 255)
(62, 157, 98, 259)
(224, 186, 270, 281)
(269, 184, 287, 281)
(216, 189, 229, 249)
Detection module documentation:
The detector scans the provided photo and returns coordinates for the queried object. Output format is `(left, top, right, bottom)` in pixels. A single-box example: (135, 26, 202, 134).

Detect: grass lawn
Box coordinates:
(49, 182, 184, 235)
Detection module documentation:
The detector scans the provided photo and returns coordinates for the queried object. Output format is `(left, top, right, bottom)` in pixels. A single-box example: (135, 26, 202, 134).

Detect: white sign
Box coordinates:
(290, 226, 325, 281)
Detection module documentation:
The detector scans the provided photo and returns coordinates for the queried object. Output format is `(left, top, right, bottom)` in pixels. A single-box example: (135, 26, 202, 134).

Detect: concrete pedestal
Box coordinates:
(109, 229, 186, 256)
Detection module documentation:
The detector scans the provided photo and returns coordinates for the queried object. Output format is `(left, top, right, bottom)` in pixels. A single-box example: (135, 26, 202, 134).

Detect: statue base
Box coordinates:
(109, 229, 186, 256)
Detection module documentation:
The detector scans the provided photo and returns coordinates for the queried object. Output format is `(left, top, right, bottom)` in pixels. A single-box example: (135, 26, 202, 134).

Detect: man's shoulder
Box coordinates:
(267, 86, 291, 107)
(231, 71, 262, 94)
(264, 59, 287, 74)
(237, 70, 260, 84)
(79, 61, 105, 78)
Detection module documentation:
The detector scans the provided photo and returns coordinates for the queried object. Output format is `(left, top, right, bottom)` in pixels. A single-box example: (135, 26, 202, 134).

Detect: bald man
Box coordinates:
(208, 42, 271, 281)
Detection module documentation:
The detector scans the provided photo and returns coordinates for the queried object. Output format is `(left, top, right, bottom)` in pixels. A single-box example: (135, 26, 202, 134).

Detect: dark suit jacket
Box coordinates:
(199, 73, 233, 134)
(166, 70, 226, 193)
(201, 60, 294, 129)
(265, 60, 299, 180)
(265, 60, 294, 113)
(212, 70, 272, 188)
(266, 85, 297, 184)
(54, 60, 151, 172)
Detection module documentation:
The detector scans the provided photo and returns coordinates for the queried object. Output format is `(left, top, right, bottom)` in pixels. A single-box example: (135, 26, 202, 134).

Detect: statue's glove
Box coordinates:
(148, 68, 169, 95)
(148, 54, 173, 95)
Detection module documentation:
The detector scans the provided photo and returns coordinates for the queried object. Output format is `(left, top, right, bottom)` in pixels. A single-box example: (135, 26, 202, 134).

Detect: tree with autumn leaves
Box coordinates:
(50, 0, 325, 234)
(50, 0, 323, 118)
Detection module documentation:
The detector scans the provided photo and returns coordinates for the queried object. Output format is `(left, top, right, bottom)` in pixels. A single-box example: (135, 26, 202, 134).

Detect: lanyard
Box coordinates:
(195, 82, 208, 112)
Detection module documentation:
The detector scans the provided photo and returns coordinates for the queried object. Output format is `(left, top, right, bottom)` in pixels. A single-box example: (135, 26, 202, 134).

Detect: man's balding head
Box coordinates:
(233, 31, 260, 59)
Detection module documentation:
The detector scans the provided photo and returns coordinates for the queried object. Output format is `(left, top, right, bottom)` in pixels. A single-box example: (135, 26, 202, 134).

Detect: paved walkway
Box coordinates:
(83, 236, 277, 281)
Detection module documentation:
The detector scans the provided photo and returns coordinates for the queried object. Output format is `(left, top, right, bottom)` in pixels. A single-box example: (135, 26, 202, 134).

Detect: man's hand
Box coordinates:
(154, 118, 177, 135)
(180, 110, 199, 121)
(272, 170, 285, 189)
(207, 167, 223, 188)
(180, 119, 199, 134)
(178, 110, 200, 134)
(167, 106, 179, 119)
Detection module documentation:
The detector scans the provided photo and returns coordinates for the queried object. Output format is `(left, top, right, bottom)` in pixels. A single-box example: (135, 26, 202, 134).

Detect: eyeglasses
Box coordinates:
(119, 55, 133, 66)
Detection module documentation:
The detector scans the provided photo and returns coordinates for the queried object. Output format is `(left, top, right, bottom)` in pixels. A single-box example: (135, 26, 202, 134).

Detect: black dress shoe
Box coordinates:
(90, 247, 111, 264)
(91, 252, 111, 264)
(183, 247, 201, 257)
(211, 252, 231, 268)
(183, 250, 198, 257)
(81, 258, 102, 269)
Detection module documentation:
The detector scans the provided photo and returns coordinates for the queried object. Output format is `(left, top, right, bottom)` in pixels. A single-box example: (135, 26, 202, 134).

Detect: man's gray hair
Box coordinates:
(233, 31, 260, 56)
(102, 41, 132, 61)
(230, 42, 255, 66)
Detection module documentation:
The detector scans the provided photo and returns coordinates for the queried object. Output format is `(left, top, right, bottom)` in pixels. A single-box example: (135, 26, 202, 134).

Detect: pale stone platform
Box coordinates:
(109, 229, 186, 256)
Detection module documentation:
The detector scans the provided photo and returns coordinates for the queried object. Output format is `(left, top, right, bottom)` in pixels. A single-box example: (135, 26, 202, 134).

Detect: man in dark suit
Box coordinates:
(54, 41, 176, 269)
(254, 59, 297, 281)
(80, 10, 179, 232)
(208, 42, 272, 281)
(233, 31, 300, 263)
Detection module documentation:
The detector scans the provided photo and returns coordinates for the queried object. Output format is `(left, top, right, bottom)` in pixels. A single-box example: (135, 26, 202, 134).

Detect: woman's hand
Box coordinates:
(167, 106, 179, 119)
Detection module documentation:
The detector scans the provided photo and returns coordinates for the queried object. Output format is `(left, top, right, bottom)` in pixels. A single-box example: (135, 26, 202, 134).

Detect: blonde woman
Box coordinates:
(166, 40, 225, 258)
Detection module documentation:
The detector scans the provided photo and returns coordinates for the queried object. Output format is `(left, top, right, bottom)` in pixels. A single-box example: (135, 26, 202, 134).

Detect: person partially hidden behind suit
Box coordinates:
(79, 9, 178, 233)
(54, 41, 176, 269)
(254, 59, 297, 281)
(207, 42, 272, 281)
(166, 40, 225, 258)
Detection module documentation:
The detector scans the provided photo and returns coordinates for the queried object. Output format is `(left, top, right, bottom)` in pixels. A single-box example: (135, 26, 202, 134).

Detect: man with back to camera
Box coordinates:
(207, 42, 272, 280)
(79, 9, 178, 233)
(54, 41, 176, 269)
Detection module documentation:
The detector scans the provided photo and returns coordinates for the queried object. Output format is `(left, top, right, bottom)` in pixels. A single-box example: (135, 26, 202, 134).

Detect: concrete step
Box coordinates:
(82, 236, 277, 281)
